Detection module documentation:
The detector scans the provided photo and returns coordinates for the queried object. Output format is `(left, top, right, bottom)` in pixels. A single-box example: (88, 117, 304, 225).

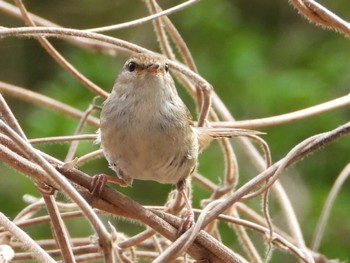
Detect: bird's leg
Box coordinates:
(176, 179, 195, 235)
(90, 174, 128, 197)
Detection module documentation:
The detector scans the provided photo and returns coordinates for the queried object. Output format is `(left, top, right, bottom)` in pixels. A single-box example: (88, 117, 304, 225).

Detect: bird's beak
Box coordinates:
(146, 63, 160, 73)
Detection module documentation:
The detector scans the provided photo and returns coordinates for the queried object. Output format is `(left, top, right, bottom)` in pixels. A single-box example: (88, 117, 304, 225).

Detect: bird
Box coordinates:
(91, 53, 259, 233)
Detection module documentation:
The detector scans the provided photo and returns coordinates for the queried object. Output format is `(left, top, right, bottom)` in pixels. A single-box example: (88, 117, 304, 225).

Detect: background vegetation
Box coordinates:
(0, 0, 349, 262)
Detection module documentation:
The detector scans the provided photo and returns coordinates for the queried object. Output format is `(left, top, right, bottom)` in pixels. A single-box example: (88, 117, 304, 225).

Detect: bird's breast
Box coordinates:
(99, 96, 198, 184)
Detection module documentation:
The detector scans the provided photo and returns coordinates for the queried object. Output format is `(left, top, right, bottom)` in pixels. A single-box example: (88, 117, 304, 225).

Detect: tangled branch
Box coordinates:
(0, 0, 349, 262)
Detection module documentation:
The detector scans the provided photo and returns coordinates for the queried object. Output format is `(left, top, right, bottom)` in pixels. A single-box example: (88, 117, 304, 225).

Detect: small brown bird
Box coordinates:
(92, 53, 258, 232)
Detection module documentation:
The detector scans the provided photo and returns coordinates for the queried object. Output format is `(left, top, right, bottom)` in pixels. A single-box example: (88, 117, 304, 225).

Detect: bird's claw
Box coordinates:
(177, 211, 195, 236)
(90, 174, 107, 197)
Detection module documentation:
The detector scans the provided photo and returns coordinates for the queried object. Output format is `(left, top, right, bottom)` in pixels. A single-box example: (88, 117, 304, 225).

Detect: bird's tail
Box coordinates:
(195, 127, 264, 149)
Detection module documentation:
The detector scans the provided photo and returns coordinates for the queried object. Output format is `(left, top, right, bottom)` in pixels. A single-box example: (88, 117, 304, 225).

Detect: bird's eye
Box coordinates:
(127, 62, 136, 72)
(165, 63, 169, 72)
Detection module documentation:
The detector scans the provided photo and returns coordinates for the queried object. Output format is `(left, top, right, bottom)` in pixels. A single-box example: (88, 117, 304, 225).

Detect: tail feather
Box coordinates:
(194, 127, 264, 149)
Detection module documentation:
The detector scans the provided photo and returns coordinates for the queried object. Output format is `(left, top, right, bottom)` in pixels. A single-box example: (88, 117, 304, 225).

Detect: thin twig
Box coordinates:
(0, 120, 113, 262)
(211, 94, 350, 129)
(0, 26, 149, 53)
(0, 1, 349, 261)
(311, 162, 350, 251)
(0, 92, 68, 260)
(0, 143, 55, 188)
(0, 0, 116, 52)
(14, 198, 46, 223)
(38, 185, 76, 263)
(289, 0, 350, 37)
(152, 205, 250, 263)
(0, 81, 99, 128)
(86, 0, 200, 33)
(149, 206, 316, 262)
(64, 102, 99, 162)
(229, 208, 262, 263)
(29, 134, 97, 145)
(46, 156, 225, 262)
(14, 0, 108, 99)
(13, 245, 98, 261)
(206, 210, 312, 262)
(174, 122, 350, 262)
(0, 26, 213, 123)
(118, 228, 156, 249)
(0, 212, 55, 262)
(153, 200, 244, 263)
(3, 211, 95, 232)
(210, 90, 306, 261)
(149, 0, 203, 113)
(73, 149, 104, 167)
(0, 95, 26, 139)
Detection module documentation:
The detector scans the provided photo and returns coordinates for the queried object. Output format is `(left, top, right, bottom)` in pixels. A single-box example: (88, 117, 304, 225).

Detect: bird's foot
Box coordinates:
(90, 174, 128, 197)
(176, 179, 195, 236)
(177, 209, 195, 236)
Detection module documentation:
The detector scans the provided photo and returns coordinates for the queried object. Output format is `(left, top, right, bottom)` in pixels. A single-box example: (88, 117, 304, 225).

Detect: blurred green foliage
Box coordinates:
(0, 0, 349, 262)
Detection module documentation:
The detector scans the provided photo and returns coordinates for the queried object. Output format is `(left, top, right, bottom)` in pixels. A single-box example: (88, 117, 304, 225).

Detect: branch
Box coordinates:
(211, 94, 350, 129)
(0, 212, 55, 262)
(0, 81, 99, 128)
(0, 120, 113, 262)
(289, 0, 350, 37)
(311, 162, 350, 251)
(169, 122, 350, 262)
(86, 0, 200, 33)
